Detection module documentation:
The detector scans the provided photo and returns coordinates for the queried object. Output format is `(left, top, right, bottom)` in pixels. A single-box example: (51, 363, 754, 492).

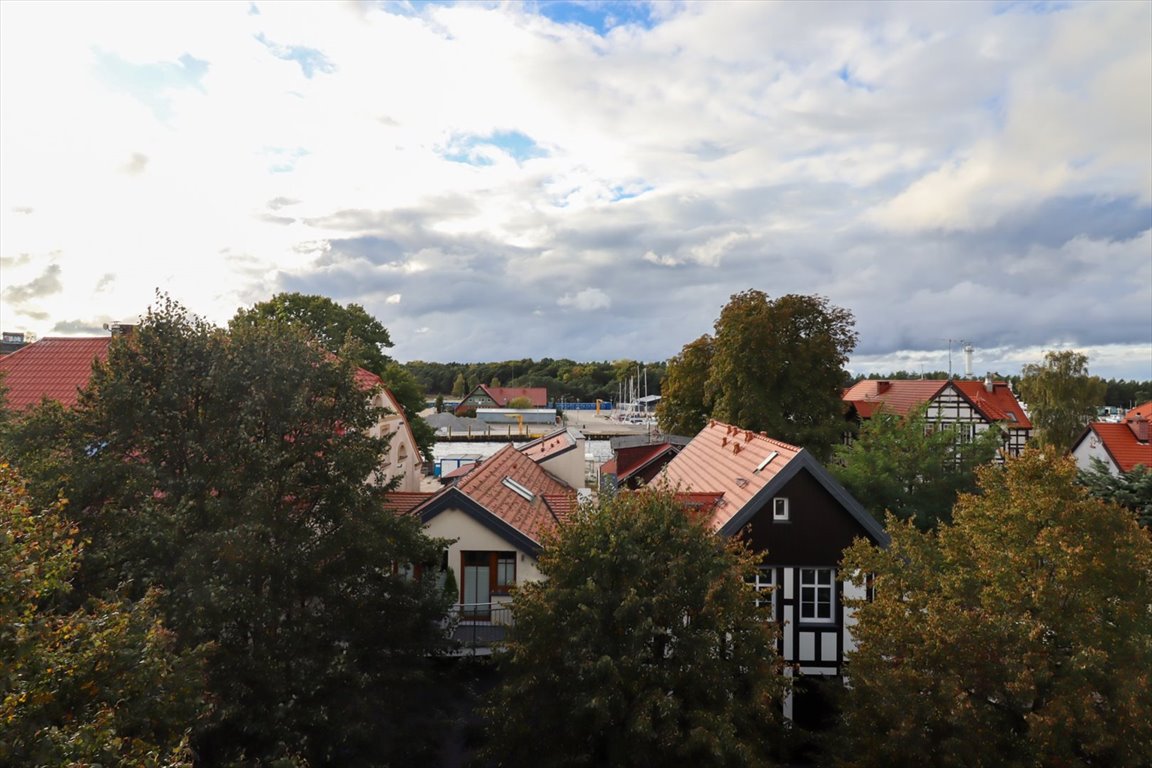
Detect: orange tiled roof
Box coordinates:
(1127, 401, 1152, 421)
(659, 421, 805, 533)
(518, 428, 578, 462)
(382, 491, 436, 515)
(1083, 421, 1152, 472)
(0, 337, 112, 410)
(616, 442, 678, 483)
(952, 380, 1032, 429)
(453, 444, 576, 543)
(842, 379, 948, 418)
(484, 386, 549, 407)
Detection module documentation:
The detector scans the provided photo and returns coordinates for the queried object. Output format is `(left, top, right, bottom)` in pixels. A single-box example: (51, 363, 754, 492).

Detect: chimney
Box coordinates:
(984, 373, 994, 393)
(877, 381, 891, 394)
(1129, 416, 1149, 443)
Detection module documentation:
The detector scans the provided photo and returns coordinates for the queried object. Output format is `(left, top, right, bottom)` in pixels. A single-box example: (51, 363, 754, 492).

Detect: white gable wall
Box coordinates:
(1071, 430, 1119, 475)
(422, 506, 544, 606)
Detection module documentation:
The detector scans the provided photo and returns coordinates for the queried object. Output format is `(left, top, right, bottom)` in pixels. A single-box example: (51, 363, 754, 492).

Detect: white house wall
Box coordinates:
(422, 506, 544, 604)
(1071, 432, 1118, 475)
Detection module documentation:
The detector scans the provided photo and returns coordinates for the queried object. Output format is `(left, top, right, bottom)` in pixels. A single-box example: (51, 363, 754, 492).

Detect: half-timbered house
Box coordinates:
(842, 376, 1032, 458)
(656, 420, 888, 720)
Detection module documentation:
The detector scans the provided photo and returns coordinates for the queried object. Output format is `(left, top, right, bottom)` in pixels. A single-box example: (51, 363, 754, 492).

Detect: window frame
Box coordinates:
(748, 566, 776, 617)
(462, 550, 518, 598)
(772, 496, 790, 522)
(798, 567, 836, 624)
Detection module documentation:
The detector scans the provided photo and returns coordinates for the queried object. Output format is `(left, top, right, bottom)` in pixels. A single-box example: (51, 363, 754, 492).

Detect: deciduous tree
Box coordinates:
(484, 488, 787, 768)
(835, 450, 1152, 767)
(34, 297, 453, 766)
(832, 403, 1003, 529)
(657, 334, 713, 436)
(1018, 350, 1106, 452)
(702, 291, 857, 460)
(0, 461, 201, 767)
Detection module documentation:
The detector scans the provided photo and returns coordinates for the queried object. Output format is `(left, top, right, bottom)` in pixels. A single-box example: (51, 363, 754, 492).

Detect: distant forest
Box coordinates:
(403, 359, 667, 403)
(404, 360, 1150, 409)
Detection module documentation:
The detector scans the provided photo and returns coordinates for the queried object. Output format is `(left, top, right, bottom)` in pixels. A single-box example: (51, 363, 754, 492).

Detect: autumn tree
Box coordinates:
(24, 297, 454, 766)
(664, 291, 857, 460)
(0, 461, 202, 767)
(835, 450, 1152, 767)
(1018, 350, 1106, 452)
(832, 403, 1003, 529)
(657, 334, 713, 436)
(452, 372, 467, 397)
(484, 488, 787, 768)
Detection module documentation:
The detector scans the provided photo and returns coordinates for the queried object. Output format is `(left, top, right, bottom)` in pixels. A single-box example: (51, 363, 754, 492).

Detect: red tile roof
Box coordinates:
(518, 428, 578, 462)
(453, 444, 576, 543)
(615, 442, 678, 483)
(1127, 401, 1152, 421)
(660, 421, 804, 532)
(484, 386, 549, 407)
(382, 491, 436, 515)
(842, 379, 948, 418)
(952, 380, 1032, 429)
(0, 337, 112, 410)
(1083, 421, 1152, 472)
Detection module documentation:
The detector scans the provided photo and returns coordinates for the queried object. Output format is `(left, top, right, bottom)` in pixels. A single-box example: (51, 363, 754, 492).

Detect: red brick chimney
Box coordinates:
(877, 381, 891, 394)
(1128, 416, 1149, 443)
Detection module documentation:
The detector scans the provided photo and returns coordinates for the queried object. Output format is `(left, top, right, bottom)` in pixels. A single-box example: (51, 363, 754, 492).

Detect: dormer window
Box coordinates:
(772, 497, 789, 522)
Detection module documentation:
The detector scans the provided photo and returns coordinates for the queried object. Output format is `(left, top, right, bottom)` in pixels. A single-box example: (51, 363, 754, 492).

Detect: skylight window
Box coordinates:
(754, 451, 779, 473)
(502, 476, 535, 501)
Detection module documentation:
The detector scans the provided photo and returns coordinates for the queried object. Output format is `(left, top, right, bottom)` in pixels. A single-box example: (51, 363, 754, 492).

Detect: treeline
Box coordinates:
(404, 358, 668, 402)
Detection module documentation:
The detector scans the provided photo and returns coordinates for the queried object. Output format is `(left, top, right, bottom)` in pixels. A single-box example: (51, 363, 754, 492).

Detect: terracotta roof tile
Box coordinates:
(1085, 421, 1152, 472)
(1126, 401, 1152, 421)
(615, 442, 678, 483)
(952, 381, 1032, 429)
(485, 386, 549, 407)
(0, 337, 111, 410)
(518, 428, 578, 461)
(842, 379, 948, 417)
(382, 491, 436, 515)
(659, 420, 803, 532)
(455, 444, 576, 543)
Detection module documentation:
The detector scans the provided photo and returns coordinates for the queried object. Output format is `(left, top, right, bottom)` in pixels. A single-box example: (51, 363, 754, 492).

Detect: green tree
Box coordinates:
(704, 291, 857, 460)
(832, 403, 1004, 530)
(490, 376, 502, 388)
(237, 292, 435, 460)
(452, 372, 467, 398)
(0, 460, 202, 767)
(1079, 457, 1152, 528)
(506, 395, 533, 409)
(484, 488, 787, 768)
(1018, 350, 1106, 452)
(40, 297, 453, 766)
(657, 334, 713, 436)
(434, 394, 445, 413)
(835, 450, 1152, 767)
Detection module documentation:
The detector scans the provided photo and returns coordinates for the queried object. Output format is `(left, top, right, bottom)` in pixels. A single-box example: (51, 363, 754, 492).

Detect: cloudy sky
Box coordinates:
(1, 1, 1150, 380)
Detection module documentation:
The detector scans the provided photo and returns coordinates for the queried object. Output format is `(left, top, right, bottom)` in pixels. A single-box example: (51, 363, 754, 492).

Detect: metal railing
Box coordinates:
(448, 602, 514, 655)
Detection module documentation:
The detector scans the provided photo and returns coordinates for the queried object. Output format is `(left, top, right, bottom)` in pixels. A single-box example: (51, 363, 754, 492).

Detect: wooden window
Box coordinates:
(748, 567, 775, 616)
(773, 496, 789, 522)
(799, 568, 834, 623)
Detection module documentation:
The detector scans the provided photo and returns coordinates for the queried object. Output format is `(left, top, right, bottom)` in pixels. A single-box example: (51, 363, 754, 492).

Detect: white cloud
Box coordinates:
(558, 288, 611, 311)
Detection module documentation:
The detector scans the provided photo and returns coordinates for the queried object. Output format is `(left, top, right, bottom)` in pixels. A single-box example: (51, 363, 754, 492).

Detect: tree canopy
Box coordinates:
(656, 334, 713, 436)
(0, 460, 201, 767)
(4, 297, 454, 766)
(483, 488, 787, 768)
(1079, 456, 1152, 529)
(659, 291, 857, 459)
(1018, 350, 1107, 452)
(836, 450, 1152, 767)
(832, 403, 1003, 529)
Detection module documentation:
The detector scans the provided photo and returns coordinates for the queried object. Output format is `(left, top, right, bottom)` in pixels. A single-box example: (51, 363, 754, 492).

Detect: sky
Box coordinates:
(1, 0, 1150, 381)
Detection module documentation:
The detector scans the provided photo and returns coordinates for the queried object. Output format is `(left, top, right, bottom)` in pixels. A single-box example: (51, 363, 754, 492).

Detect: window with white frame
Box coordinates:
(772, 496, 789, 522)
(748, 567, 775, 616)
(799, 568, 835, 623)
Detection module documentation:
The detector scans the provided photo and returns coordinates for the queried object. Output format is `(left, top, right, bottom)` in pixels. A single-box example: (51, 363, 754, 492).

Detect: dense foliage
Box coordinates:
(832, 403, 1004, 529)
(238, 292, 436, 461)
(484, 488, 787, 767)
(836, 450, 1152, 767)
(0, 461, 201, 766)
(656, 334, 713, 436)
(1079, 457, 1152, 528)
(4, 297, 454, 766)
(658, 291, 856, 459)
(1018, 350, 1107, 451)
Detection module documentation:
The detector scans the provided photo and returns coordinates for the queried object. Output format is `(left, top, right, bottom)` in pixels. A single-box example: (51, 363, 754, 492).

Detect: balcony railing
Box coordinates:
(448, 602, 514, 655)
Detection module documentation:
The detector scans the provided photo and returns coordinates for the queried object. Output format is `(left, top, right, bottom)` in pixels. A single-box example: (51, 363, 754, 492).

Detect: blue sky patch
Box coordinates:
(443, 131, 548, 166)
(837, 64, 876, 92)
(535, 1, 658, 34)
(93, 50, 209, 120)
(256, 33, 336, 78)
(992, 1, 1074, 15)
